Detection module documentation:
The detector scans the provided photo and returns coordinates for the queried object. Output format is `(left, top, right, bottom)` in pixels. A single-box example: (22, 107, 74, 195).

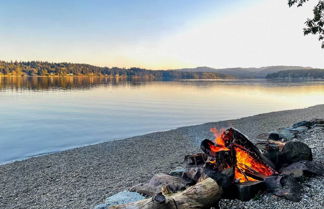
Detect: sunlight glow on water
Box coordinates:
(1, 77, 324, 164)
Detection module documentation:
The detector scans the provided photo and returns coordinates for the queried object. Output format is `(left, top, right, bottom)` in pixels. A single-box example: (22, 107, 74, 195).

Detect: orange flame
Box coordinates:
(210, 128, 230, 152)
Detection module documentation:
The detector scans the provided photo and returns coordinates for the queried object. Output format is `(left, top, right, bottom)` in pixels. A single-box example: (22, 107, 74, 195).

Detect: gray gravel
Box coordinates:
(1, 104, 324, 209)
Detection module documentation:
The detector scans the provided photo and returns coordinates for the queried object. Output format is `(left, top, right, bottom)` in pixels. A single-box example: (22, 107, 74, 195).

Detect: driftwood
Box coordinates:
(110, 177, 222, 209)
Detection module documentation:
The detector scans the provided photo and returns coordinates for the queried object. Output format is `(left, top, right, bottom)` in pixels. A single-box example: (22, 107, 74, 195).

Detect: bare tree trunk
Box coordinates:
(110, 178, 222, 209)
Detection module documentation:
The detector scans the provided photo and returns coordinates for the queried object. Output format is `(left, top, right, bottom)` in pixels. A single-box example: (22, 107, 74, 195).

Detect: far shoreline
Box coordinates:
(2, 75, 324, 82)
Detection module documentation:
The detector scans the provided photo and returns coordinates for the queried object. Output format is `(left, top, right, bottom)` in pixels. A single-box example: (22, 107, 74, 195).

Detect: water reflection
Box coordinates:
(2, 76, 324, 92)
(0, 76, 149, 91)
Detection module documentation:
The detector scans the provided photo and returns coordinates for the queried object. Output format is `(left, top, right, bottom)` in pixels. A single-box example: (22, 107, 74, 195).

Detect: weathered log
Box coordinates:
(110, 178, 222, 209)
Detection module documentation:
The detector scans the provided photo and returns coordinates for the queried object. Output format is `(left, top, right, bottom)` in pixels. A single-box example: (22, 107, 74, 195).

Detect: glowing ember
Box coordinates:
(234, 167, 257, 182)
(234, 146, 273, 182)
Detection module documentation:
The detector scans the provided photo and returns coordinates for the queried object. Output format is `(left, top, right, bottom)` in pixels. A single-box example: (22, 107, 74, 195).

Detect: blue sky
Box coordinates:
(1, 0, 237, 43)
(0, 0, 323, 69)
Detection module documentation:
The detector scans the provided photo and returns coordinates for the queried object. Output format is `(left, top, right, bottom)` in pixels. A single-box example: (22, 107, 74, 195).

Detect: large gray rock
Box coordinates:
(310, 118, 324, 125)
(280, 160, 324, 178)
(264, 175, 302, 202)
(292, 121, 313, 129)
(94, 204, 107, 209)
(289, 126, 308, 133)
(278, 128, 296, 141)
(280, 141, 312, 166)
(105, 191, 145, 207)
(268, 132, 281, 141)
(130, 173, 188, 196)
(169, 167, 186, 177)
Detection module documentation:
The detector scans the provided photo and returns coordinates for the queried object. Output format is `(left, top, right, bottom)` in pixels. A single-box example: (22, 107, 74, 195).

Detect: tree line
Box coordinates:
(0, 61, 231, 80)
(266, 69, 324, 79)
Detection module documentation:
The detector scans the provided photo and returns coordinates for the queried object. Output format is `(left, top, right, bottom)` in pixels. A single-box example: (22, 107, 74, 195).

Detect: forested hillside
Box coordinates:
(266, 69, 324, 80)
(0, 61, 231, 80)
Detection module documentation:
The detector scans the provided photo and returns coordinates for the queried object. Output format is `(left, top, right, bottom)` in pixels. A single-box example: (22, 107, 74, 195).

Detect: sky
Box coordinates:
(0, 0, 323, 69)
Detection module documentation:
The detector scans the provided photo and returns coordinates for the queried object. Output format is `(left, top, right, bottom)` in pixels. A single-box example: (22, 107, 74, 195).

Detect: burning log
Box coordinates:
(110, 177, 222, 209)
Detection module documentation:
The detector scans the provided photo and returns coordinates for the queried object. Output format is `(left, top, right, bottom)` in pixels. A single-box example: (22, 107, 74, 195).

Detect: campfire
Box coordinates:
(107, 123, 324, 209)
(201, 128, 277, 183)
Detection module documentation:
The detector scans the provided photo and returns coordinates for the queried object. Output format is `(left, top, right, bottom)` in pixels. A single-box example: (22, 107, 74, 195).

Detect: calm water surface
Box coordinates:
(1, 77, 324, 164)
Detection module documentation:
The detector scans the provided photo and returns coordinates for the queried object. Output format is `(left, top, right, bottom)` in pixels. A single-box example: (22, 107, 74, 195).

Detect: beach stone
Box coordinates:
(130, 173, 188, 196)
(310, 118, 324, 125)
(104, 191, 145, 207)
(292, 121, 313, 129)
(268, 132, 281, 141)
(281, 141, 312, 165)
(290, 126, 308, 133)
(93, 203, 107, 209)
(280, 161, 324, 177)
(278, 128, 296, 141)
(313, 123, 324, 128)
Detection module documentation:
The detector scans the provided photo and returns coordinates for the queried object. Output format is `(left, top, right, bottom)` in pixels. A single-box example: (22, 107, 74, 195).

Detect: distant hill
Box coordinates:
(1, 61, 318, 80)
(266, 69, 324, 80)
(175, 66, 313, 78)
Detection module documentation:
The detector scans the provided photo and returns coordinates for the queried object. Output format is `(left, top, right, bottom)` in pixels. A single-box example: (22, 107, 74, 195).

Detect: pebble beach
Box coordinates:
(1, 104, 324, 209)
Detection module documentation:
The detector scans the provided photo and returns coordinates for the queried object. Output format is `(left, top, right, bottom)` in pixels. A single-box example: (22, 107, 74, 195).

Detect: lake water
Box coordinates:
(1, 77, 324, 164)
